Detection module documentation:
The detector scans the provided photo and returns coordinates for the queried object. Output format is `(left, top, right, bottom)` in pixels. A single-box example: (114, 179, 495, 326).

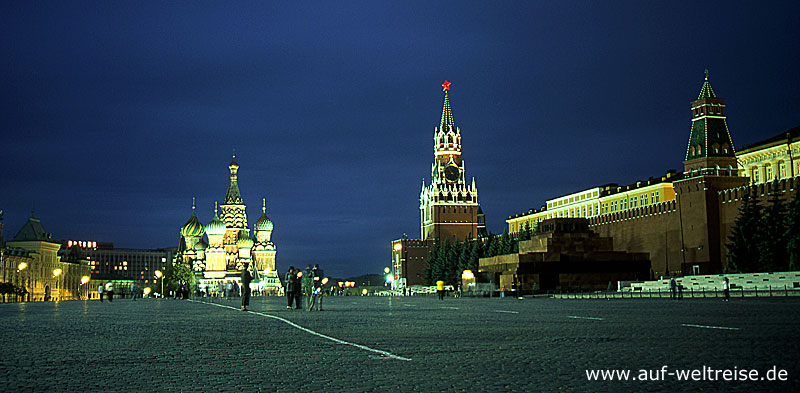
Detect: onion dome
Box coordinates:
(180, 198, 205, 238)
(205, 202, 227, 236)
(236, 229, 253, 248)
(193, 239, 208, 251)
(255, 198, 274, 232)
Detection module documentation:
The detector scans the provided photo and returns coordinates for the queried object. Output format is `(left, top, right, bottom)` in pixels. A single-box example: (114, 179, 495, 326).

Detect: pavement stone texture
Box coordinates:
(1, 295, 798, 392)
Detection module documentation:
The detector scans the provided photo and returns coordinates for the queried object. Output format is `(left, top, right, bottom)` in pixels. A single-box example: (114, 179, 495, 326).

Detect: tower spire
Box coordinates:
(697, 69, 716, 100)
(224, 155, 243, 204)
(440, 80, 454, 132)
(684, 70, 736, 174)
(262, 198, 266, 213)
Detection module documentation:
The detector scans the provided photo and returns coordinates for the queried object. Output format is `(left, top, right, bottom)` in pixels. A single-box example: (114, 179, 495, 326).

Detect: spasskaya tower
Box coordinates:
(419, 81, 481, 242)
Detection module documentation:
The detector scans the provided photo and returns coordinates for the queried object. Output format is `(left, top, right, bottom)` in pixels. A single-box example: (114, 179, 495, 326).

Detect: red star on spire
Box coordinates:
(441, 80, 451, 91)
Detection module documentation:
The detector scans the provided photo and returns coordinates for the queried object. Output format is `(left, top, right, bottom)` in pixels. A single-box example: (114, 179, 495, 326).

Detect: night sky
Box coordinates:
(2, 2, 799, 277)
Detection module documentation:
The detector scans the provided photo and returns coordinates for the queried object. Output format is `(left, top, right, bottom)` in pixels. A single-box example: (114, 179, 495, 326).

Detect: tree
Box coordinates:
(759, 187, 788, 272)
(486, 233, 500, 257)
(519, 222, 532, 241)
(163, 260, 197, 294)
(725, 190, 763, 273)
(466, 240, 482, 274)
(425, 241, 443, 285)
(785, 190, 800, 270)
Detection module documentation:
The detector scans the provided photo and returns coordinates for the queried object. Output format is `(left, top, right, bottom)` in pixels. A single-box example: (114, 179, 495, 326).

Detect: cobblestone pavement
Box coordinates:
(1, 295, 798, 392)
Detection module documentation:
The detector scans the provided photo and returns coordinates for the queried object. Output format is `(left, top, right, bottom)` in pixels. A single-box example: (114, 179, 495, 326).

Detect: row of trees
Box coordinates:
(425, 226, 537, 286)
(0, 282, 28, 302)
(726, 187, 800, 273)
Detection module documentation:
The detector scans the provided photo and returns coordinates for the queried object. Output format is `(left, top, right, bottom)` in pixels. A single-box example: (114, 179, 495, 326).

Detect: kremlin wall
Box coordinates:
(505, 73, 800, 284)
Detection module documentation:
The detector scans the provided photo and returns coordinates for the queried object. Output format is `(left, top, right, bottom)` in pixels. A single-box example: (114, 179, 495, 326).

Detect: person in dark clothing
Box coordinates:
(241, 263, 253, 311)
(290, 267, 303, 309)
(286, 266, 297, 309)
(307, 264, 325, 311)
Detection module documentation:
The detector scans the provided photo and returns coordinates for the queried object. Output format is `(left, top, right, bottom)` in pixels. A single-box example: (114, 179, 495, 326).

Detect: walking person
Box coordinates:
(130, 283, 137, 301)
(105, 282, 114, 302)
(285, 266, 298, 309)
(292, 268, 303, 309)
(241, 263, 252, 311)
(723, 277, 730, 301)
(307, 264, 325, 311)
(98, 284, 104, 302)
(436, 280, 445, 300)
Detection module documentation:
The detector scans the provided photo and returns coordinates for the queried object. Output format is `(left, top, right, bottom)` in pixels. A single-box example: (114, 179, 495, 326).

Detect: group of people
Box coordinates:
(669, 276, 731, 300)
(285, 264, 325, 311)
(97, 282, 115, 302)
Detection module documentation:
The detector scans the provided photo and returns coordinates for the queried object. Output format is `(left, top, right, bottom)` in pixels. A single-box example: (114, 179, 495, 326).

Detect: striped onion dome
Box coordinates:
(193, 239, 208, 251)
(180, 200, 205, 238)
(205, 202, 226, 236)
(236, 229, 253, 248)
(255, 198, 273, 232)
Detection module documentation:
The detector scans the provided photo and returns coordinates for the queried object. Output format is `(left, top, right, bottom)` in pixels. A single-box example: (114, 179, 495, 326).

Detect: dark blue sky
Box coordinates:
(2, 2, 799, 277)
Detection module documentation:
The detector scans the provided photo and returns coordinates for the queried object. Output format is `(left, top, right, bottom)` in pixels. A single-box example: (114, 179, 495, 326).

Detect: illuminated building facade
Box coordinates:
(737, 126, 800, 184)
(178, 156, 281, 294)
(0, 212, 91, 301)
(505, 72, 797, 277)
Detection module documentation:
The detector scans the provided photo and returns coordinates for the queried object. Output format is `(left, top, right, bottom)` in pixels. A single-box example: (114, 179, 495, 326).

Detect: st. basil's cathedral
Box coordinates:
(177, 156, 281, 294)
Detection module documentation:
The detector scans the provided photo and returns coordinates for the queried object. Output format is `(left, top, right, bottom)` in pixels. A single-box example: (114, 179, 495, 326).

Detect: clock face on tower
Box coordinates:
(444, 164, 460, 183)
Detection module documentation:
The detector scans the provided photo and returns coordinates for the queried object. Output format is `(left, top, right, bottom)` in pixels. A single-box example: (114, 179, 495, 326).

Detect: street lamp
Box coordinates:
(81, 276, 90, 300)
(17, 263, 29, 301)
(154, 270, 163, 298)
(53, 269, 62, 301)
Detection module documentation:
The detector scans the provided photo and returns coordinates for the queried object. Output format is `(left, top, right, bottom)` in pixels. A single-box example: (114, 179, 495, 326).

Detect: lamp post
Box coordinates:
(53, 268, 62, 301)
(17, 262, 28, 301)
(154, 270, 163, 298)
(80, 276, 90, 300)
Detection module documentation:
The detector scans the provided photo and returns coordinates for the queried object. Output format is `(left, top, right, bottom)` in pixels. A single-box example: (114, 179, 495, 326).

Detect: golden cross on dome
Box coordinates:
(441, 80, 451, 91)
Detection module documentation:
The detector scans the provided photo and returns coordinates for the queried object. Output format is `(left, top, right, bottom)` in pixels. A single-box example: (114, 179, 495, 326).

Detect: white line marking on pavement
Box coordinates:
(495, 310, 519, 314)
(190, 300, 411, 361)
(681, 323, 740, 331)
(567, 315, 604, 321)
(403, 304, 415, 307)
(440, 306, 460, 310)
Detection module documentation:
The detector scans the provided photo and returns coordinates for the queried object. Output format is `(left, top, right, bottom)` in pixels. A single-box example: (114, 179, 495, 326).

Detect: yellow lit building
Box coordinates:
(0, 212, 91, 301)
(736, 126, 800, 184)
(508, 172, 679, 233)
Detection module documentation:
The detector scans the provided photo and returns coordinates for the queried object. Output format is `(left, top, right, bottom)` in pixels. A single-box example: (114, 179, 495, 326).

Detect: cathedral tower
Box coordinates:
(221, 155, 248, 269)
(204, 202, 227, 273)
(252, 198, 276, 273)
(420, 81, 480, 242)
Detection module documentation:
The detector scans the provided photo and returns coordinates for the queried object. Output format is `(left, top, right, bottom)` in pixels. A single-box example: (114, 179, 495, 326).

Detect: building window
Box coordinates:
(766, 165, 773, 181)
(780, 162, 786, 179)
(644, 194, 649, 205)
